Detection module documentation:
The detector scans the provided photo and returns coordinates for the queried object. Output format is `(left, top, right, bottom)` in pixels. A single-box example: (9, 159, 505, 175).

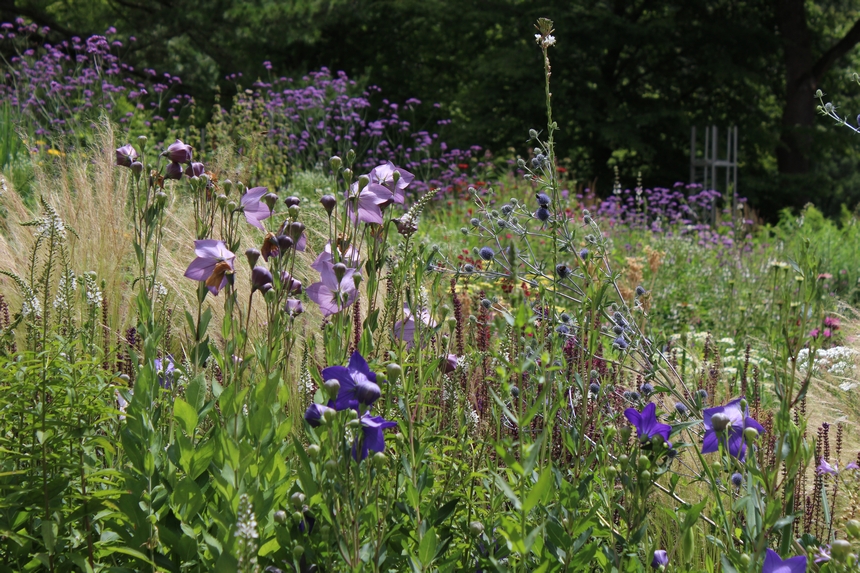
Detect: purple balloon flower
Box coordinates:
(165, 161, 183, 180)
(354, 412, 397, 461)
(185, 162, 205, 177)
(312, 242, 361, 271)
(763, 549, 806, 573)
(393, 304, 437, 348)
(116, 143, 138, 167)
(306, 260, 358, 317)
(346, 181, 388, 225)
(241, 186, 273, 231)
(183, 239, 236, 295)
(370, 162, 414, 206)
(323, 351, 380, 412)
(154, 355, 175, 389)
(623, 402, 671, 442)
(279, 271, 303, 295)
(304, 403, 334, 427)
(702, 397, 765, 461)
(285, 298, 303, 316)
(251, 266, 274, 293)
(651, 550, 668, 569)
(163, 138, 193, 163)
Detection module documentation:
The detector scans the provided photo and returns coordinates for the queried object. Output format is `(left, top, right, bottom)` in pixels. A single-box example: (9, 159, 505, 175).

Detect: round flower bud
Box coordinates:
(263, 193, 279, 211)
(347, 418, 361, 428)
(130, 161, 143, 176)
(510, 386, 520, 398)
(620, 427, 632, 443)
(222, 179, 233, 194)
(386, 363, 402, 383)
(245, 248, 261, 268)
(333, 263, 347, 282)
(293, 545, 305, 559)
(556, 264, 571, 279)
(288, 205, 300, 219)
(118, 374, 131, 384)
(739, 554, 751, 568)
(346, 149, 356, 164)
(710, 413, 730, 432)
(320, 194, 337, 215)
(290, 492, 306, 509)
(155, 191, 168, 208)
(469, 521, 485, 537)
(731, 473, 743, 488)
(479, 247, 495, 261)
(274, 510, 287, 524)
(638, 455, 651, 470)
(137, 135, 148, 145)
(330, 156, 342, 171)
(743, 427, 759, 442)
(324, 459, 337, 473)
(640, 470, 651, 481)
(618, 454, 629, 466)
(306, 444, 320, 459)
(481, 298, 492, 309)
(535, 207, 550, 222)
(831, 539, 851, 562)
(845, 519, 860, 538)
(323, 378, 340, 399)
(635, 285, 646, 296)
(373, 452, 386, 468)
(284, 195, 300, 208)
(357, 174, 370, 190)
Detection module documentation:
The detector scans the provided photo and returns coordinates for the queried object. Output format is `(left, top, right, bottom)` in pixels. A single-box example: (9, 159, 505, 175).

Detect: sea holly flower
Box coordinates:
(702, 398, 765, 461)
(370, 162, 414, 205)
(184, 239, 236, 295)
(354, 412, 397, 461)
(762, 549, 806, 573)
(393, 304, 437, 348)
(163, 138, 193, 163)
(306, 260, 358, 317)
(241, 187, 273, 230)
(304, 403, 334, 427)
(322, 351, 380, 412)
(651, 550, 668, 569)
(623, 402, 671, 443)
(346, 181, 388, 224)
(115, 143, 138, 167)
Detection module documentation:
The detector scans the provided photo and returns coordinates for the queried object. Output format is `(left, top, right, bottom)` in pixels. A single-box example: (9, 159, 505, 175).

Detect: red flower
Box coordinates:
(557, 166, 567, 173)
(458, 163, 469, 170)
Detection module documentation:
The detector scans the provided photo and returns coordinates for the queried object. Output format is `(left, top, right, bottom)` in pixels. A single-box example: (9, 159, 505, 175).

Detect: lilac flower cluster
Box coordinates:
(221, 67, 491, 197)
(0, 19, 190, 138)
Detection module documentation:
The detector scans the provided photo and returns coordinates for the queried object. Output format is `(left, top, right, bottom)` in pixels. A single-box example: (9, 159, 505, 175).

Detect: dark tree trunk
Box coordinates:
(776, 0, 860, 179)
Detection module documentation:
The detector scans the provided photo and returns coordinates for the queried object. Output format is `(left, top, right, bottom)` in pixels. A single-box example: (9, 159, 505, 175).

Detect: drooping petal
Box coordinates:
(702, 430, 720, 454)
(241, 186, 272, 230)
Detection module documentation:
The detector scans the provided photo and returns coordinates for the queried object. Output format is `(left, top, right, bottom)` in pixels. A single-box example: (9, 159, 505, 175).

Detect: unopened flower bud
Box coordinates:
(358, 174, 370, 190)
(638, 455, 650, 470)
(222, 179, 233, 194)
(640, 470, 651, 481)
(342, 168, 353, 182)
(373, 452, 386, 468)
(292, 545, 305, 559)
(217, 194, 228, 207)
(831, 539, 851, 561)
(743, 427, 759, 442)
(324, 459, 337, 472)
(274, 510, 287, 524)
(137, 135, 147, 145)
(323, 378, 340, 398)
(288, 205, 300, 219)
(320, 194, 336, 215)
(330, 155, 342, 171)
(386, 363, 402, 383)
(130, 161, 143, 175)
(620, 427, 632, 442)
(353, 273, 363, 288)
(290, 492, 306, 509)
(306, 444, 320, 459)
(333, 263, 347, 282)
(347, 418, 361, 428)
(346, 149, 356, 164)
(710, 413, 730, 432)
(263, 193, 279, 211)
(845, 519, 860, 538)
(245, 248, 260, 268)
(618, 454, 629, 466)
(284, 195, 300, 207)
(469, 521, 484, 537)
(227, 200, 238, 211)
(605, 466, 618, 480)
(154, 191, 168, 208)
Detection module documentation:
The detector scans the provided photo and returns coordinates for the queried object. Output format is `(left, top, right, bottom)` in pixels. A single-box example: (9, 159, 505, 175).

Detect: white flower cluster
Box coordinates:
(235, 493, 258, 540)
(36, 209, 66, 241)
(81, 271, 103, 307)
(53, 269, 77, 311)
(0, 175, 7, 197)
(153, 282, 168, 300)
(535, 33, 556, 48)
(797, 346, 858, 378)
(21, 292, 41, 318)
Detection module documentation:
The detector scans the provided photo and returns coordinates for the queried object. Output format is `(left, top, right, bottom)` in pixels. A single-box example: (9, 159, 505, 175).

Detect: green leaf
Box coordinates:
(418, 527, 438, 566)
(491, 472, 521, 510)
(174, 398, 198, 435)
(523, 470, 553, 513)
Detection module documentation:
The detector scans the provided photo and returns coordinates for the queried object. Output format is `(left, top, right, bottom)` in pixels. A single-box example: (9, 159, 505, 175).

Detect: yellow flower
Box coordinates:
(47, 149, 65, 157)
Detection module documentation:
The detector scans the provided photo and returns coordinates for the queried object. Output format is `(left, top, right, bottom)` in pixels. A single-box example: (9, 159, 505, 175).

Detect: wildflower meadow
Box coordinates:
(2, 14, 860, 573)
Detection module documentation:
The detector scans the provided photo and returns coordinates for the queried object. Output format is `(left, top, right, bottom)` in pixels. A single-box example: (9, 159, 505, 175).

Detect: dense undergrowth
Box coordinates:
(1, 16, 860, 573)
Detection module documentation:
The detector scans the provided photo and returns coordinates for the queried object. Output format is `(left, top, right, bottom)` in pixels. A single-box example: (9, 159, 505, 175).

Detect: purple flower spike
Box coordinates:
(116, 143, 138, 167)
(370, 162, 414, 205)
(304, 403, 334, 427)
(702, 397, 765, 461)
(346, 181, 388, 224)
(322, 351, 380, 412)
(164, 138, 192, 163)
(623, 403, 671, 442)
(355, 412, 397, 460)
(763, 549, 807, 573)
(184, 239, 236, 296)
(241, 187, 273, 231)
(651, 550, 668, 569)
(306, 260, 358, 317)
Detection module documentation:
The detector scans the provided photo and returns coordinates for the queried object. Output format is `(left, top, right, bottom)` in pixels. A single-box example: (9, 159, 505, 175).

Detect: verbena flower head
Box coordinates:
(651, 550, 668, 569)
(346, 181, 388, 224)
(184, 239, 236, 295)
(116, 144, 138, 167)
(623, 403, 671, 442)
(355, 412, 397, 461)
(164, 139, 193, 163)
(762, 549, 806, 573)
(323, 351, 380, 412)
(241, 187, 273, 231)
(702, 397, 765, 461)
(370, 162, 414, 205)
(306, 259, 358, 316)
(304, 403, 334, 427)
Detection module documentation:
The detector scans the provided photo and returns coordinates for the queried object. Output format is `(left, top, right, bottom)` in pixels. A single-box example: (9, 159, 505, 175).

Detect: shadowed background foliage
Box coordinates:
(4, 0, 860, 219)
